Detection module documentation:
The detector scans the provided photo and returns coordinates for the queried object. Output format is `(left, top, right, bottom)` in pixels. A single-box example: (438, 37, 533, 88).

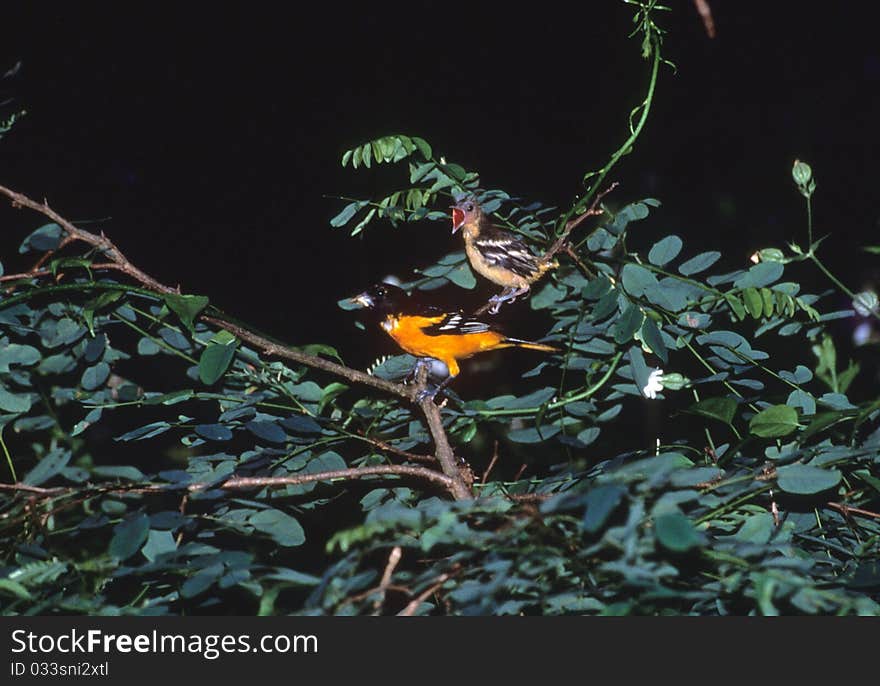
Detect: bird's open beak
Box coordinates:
(348, 292, 374, 308)
(451, 206, 465, 234)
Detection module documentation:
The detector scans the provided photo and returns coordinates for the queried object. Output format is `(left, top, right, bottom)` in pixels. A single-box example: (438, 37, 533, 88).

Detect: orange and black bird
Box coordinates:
(451, 196, 558, 313)
(349, 283, 557, 400)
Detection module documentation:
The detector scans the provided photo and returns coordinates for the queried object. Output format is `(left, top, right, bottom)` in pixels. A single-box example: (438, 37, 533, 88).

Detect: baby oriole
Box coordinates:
(349, 283, 557, 400)
(451, 196, 558, 313)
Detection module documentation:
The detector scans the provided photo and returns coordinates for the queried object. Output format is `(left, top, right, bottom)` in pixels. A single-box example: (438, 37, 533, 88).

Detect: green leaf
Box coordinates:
(0, 343, 41, 373)
(23, 449, 70, 486)
(411, 136, 432, 159)
(137, 337, 161, 355)
(0, 388, 32, 414)
(19, 223, 62, 253)
(531, 282, 567, 309)
(0, 579, 32, 600)
(145, 390, 193, 406)
(507, 425, 561, 443)
(582, 485, 625, 533)
(621, 263, 658, 297)
(199, 337, 238, 385)
(687, 397, 737, 426)
(654, 511, 702, 552)
(743, 287, 764, 319)
(749, 405, 800, 438)
(246, 420, 287, 444)
(678, 251, 721, 276)
(725, 294, 747, 321)
(249, 509, 306, 547)
(576, 426, 600, 445)
(786, 389, 815, 416)
(195, 424, 234, 441)
(116, 421, 171, 442)
(92, 465, 145, 481)
(446, 262, 476, 289)
(141, 530, 177, 562)
(280, 416, 323, 434)
(108, 513, 150, 560)
(81, 362, 110, 391)
(613, 304, 644, 344)
(648, 235, 683, 266)
(639, 317, 667, 363)
(181, 565, 222, 598)
(734, 512, 774, 544)
(734, 262, 784, 289)
(163, 294, 209, 333)
(776, 463, 842, 494)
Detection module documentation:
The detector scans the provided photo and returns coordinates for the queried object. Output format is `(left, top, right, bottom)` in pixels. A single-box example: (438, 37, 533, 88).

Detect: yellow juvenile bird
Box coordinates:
(451, 196, 558, 313)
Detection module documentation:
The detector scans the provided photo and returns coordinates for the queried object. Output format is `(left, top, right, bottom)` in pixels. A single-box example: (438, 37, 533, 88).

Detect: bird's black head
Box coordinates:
(451, 195, 482, 234)
(348, 282, 408, 312)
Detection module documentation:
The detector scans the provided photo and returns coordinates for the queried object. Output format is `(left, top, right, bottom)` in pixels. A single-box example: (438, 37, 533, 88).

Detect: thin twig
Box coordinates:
(31, 235, 75, 271)
(397, 569, 457, 617)
(827, 501, 880, 521)
(176, 494, 189, 545)
(482, 441, 500, 483)
(372, 546, 403, 614)
(544, 181, 619, 262)
(507, 493, 552, 503)
(0, 267, 53, 283)
(358, 434, 437, 465)
(563, 244, 596, 278)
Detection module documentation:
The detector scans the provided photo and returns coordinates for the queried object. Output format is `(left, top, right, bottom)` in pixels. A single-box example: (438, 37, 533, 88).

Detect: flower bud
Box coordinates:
(853, 290, 879, 317)
(658, 372, 689, 390)
(792, 160, 812, 186)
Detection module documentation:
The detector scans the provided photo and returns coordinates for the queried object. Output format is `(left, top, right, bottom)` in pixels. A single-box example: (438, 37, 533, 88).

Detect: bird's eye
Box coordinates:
(465, 203, 474, 212)
(377, 287, 386, 296)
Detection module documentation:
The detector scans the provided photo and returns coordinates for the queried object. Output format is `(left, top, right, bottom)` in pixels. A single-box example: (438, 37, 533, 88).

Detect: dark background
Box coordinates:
(1, 1, 878, 368)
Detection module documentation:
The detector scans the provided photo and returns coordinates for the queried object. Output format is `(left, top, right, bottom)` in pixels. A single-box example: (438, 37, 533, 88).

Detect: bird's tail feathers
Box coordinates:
(500, 338, 559, 353)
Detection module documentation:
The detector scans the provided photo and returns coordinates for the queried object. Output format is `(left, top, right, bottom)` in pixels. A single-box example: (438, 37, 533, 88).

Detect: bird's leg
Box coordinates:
(415, 374, 456, 403)
(488, 286, 530, 314)
(405, 357, 431, 384)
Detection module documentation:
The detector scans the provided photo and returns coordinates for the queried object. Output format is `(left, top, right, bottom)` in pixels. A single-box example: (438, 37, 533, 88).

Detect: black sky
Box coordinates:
(1, 2, 878, 361)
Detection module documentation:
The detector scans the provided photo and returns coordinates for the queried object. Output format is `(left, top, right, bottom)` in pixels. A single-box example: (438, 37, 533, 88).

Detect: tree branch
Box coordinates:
(692, 0, 716, 39)
(201, 315, 411, 400)
(0, 183, 474, 500)
(0, 464, 457, 500)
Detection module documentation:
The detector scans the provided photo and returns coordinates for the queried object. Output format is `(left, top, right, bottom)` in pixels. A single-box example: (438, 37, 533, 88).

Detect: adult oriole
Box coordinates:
(451, 196, 558, 313)
(349, 283, 557, 400)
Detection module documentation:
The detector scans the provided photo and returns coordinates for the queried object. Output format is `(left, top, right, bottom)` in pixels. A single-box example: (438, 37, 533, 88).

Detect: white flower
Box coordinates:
(642, 368, 664, 399)
(853, 322, 872, 347)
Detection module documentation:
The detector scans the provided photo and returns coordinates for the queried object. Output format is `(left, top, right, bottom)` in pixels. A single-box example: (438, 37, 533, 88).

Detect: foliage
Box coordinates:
(0, 1, 878, 616)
